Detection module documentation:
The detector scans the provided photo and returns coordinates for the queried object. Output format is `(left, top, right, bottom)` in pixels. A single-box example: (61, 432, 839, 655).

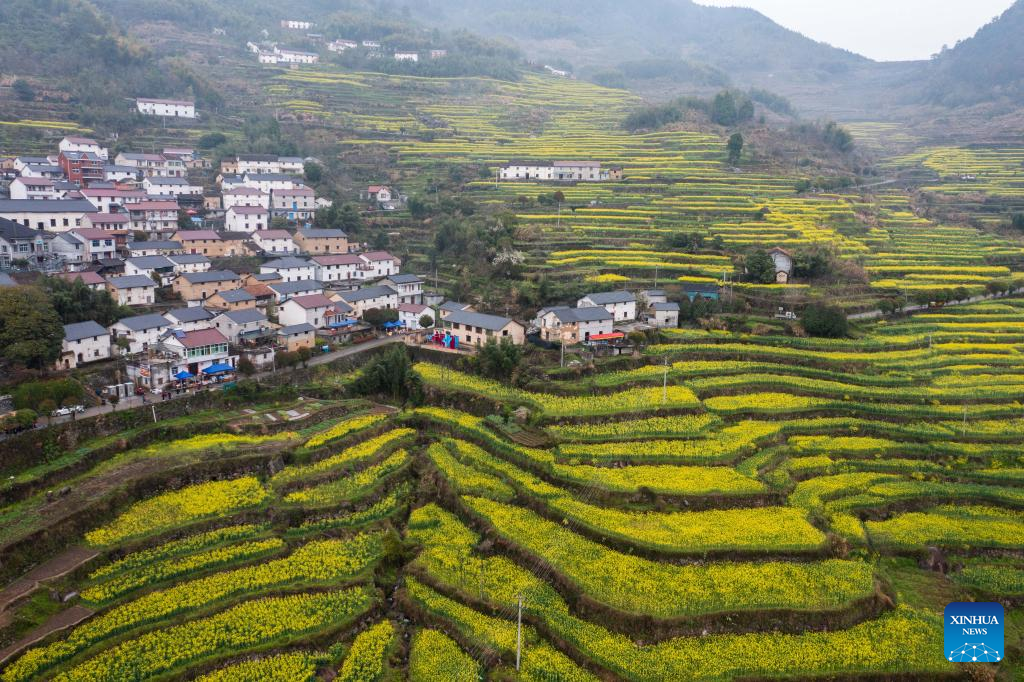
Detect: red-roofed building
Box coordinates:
(148, 327, 236, 392)
(279, 293, 337, 328)
(55, 270, 106, 291)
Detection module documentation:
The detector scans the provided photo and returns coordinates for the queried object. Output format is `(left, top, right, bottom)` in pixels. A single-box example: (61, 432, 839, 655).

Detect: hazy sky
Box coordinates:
(697, 0, 1015, 61)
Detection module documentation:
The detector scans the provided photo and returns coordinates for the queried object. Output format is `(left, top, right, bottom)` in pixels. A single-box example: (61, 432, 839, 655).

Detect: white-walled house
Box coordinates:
(144, 177, 203, 197)
(222, 187, 270, 210)
(398, 303, 431, 330)
(136, 98, 196, 119)
(499, 160, 605, 182)
(312, 254, 362, 283)
(168, 253, 211, 274)
(276, 48, 319, 64)
(336, 285, 398, 317)
(165, 306, 215, 332)
(0, 199, 96, 231)
(358, 251, 400, 279)
(535, 306, 614, 344)
(270, 186, 316, 222)
(394, 51, 419, 62)
(242, 173, 304, 194)
(577, 291, 637, 322)
(59, 321, 111, 369)
(260, 256, 315, 282)
(268, 279, 324, 303)
(212, 308, 269, 343)
(378, 273, 423, 305)
(279, 294, 337, 329)
(769, 247, 794, 284)
(253, 230, 298, 255)
(107, 274, 158, 305)
(9, 177, 60, 201)
(59, 136, 108, 161)
(225, 206, 270, 233)
(52, 229, 119, 266)
(651, 302, 680, 328)
(125, 255, 176, 286)
(110, 313, 172, 353)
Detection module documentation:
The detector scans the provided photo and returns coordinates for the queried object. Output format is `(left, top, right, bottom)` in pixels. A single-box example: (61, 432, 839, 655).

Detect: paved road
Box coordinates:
(847, 288, 1024, 322)
(45, 336, 404, 426)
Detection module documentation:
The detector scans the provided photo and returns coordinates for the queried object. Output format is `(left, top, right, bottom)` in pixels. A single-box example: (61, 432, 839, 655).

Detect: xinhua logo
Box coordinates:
(944, 602, 1003, 663)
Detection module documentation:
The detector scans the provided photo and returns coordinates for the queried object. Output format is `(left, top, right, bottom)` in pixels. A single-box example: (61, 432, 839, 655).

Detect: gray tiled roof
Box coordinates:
(107, 274, 158, 289)
(63, 320, 107, 341)
(167, 306, 213, 323)
(278, 322, 315, 335)
(582, 291, 636, 305)
(222, 308, 266, 324)
(115, 313, 170, 331)
(444, 309, 517, 332)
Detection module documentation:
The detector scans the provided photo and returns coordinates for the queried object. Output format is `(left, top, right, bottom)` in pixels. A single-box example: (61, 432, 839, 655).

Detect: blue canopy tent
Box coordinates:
(174, 370, 194, 380)
(328, 318, 357, 329)
(202, 363, 234, 375)
(382, 320, 405, 329)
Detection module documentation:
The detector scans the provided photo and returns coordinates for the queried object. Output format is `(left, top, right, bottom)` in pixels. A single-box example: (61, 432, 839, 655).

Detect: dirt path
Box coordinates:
(0, 604, 93, 665)
(0, 546, 98, 614)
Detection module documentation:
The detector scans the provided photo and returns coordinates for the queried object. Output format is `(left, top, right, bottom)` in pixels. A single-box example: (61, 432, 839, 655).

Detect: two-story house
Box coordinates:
(441, 310, 525, 347)
(173, 270, 242, 303)
(260, 256, 315, 282)
(165, 306, 215, 332)
(335, 284, 398, 318)
(378, 273, 423, 305)
(535, 306, 614, 344)
(109, 313, 172, 353)
(577, 291, 637, 322)
(293, 228, 348, 255)
(58, 321, 111, 369)
(253, 230, 298, 255)
(106, 274, 158, 306)
(225, 206, 270, 233)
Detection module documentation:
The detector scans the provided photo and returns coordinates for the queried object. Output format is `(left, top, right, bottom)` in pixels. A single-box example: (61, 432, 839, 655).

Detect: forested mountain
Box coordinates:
(917, 0, 1024, 105)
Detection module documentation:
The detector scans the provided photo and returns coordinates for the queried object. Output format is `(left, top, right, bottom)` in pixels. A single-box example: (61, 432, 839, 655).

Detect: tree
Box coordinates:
(475, 338, 522, 381)
(711, 91, 738, 126)
(198, 132, 227, 149)
(304, 162, 322, 183)
(727, 133, 744, 165)
(419, 314, 434, 329)
(12, 79, 35, 101)
(237, 357, 256, 376)
(44, 276, 126, 326)
(802, 304, 848, 338)
(823, 122, 854, 153)
(39, 399, 57, 424)
(362, 307, 398, 327)
(744, 249, 777, 284)
(1011, 213, 1024, 230)
(0, 286, 63, 368)
(177, 211, 192, 229)
(352, 344, 422, 404)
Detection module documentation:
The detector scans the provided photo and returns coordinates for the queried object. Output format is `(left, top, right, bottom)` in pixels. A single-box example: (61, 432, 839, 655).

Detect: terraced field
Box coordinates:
(1, 300, 1021, 679)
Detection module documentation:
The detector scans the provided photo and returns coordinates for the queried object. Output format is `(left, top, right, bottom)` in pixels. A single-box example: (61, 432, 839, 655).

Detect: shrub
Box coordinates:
(802, 304, 848, 338)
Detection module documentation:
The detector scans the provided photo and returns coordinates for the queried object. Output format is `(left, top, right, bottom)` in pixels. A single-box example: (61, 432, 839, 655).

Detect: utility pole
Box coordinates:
(515, 594, 523, 672)
(495, 167, 499, 189)
(654, 264, 659, 289)
(560, 340, 565, 368)
(556, 202, 561, 230)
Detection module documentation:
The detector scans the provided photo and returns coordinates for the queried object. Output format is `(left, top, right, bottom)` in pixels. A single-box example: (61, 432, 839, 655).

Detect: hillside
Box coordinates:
(917, 0, 1024, 105)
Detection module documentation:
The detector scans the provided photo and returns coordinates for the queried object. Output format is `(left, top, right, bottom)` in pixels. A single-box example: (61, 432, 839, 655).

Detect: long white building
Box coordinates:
(136, 98, 196, 119)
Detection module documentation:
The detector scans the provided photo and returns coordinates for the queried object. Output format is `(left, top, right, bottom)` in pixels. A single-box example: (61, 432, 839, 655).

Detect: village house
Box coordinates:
(20, 163, 64, 180)
(253, 230, 298, 255)
(55, 270, 106, 291)
(682, 282, 722, 302)
(9, 177, 60, 201)
(155, 328, 236, 387)
(0, 217, 57, 269)
(143, 177, 203, 197)
(173, 230, 225, 256)
(81, 188, 148, 213)
(281, 19, 313, 29)
(225, 205, 270, 233)
(279, 294, 338, 329)
(270, 186, 316, 222)
(578, 291, 637, 322)
(83, 212, 132, 234)
(217, 231, 257, 257)
(165, 306, 215, 332)
(312, 254, 362, 283)
(167, 253, 211, 274)
(0, 199, 96, 231)
(441, 310, 525, 347)
(498, 160, 607, 182)
(110, 313, 172, 353)
(336, 284, 398, 317)
(173, 270, 242, 303)
(438, 301, 473, 320)
(13, 156, 53, 173)
(213, 307, 271, 343)
(650, 302, 680, 328)
(328, 39, 358, 52)
(59, 136, 108, 161)
(362, 185, 393, 204)
(378, 273, 423, 305)
(274, 48, 319, 64)
(103, 164, 139, 183)
(261, 256, 315, 282)
(58, 321, 111, 369)
(114, 153, 185, 178)
(398, 302, 431, 330)
(394, 51, 419, 62)
(222, 187, 270, 210)
(241, 173, 304, 194)
(276, 323, 316, 352)
(58, 150, 104, 184)
(430, 49, 448, 59)
(769, 247, 794, 284)
(640, 289, 669, 306)
(126, 240, 182, 257)
(359, 251, 400, 278)
(128, 201, 180, 235)
(125, 255, 176, 286)
(51, 229, 117, 267)
(246, 271, 281, 286)
(268, 279, 324, 303)
(136, 98, 196, 119)
(293, 228, 348, 255)
(106, 274, 157, 306)
(535, 306, 614, 344)
(226, 155, 304, 176)
(207, 288, 258, 311)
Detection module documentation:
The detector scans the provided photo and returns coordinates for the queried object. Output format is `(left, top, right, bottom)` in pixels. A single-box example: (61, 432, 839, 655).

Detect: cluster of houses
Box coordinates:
(249, 25, 449, 67)
(498, 160, 622, 183)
